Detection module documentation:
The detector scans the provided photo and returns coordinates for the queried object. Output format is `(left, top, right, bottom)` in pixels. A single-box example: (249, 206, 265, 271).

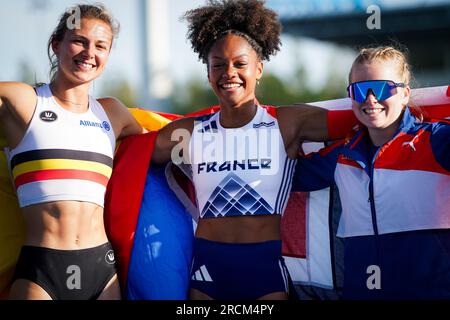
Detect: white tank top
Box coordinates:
(189, 105, 297, 219)
(6, 84, 116, 208)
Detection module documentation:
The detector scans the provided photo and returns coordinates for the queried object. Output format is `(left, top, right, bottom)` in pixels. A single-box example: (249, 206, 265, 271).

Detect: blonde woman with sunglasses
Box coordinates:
(293, 46, 450, 299)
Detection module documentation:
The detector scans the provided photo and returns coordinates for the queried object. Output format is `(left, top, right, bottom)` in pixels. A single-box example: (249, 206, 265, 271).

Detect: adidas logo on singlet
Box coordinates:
(191, 265, 213, 282)
(198, 121, 218, 133)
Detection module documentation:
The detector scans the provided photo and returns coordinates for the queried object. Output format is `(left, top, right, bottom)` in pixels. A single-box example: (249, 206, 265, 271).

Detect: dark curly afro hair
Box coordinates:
(183, 0, 282, 63)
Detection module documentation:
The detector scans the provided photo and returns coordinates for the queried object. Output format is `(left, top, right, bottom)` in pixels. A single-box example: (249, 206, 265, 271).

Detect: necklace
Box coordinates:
(54, 95, 87, 107)
(50, 83, 88, 107)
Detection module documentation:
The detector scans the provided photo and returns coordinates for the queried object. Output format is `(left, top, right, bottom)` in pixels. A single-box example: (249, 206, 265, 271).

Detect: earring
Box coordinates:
(257, 79, 260, 86)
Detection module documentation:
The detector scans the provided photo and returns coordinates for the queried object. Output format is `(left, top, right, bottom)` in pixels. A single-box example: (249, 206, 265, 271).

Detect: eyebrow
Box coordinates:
(210, 54, 249, 60)
(96, 39, 111, 44)
(71, 34, 111, 44)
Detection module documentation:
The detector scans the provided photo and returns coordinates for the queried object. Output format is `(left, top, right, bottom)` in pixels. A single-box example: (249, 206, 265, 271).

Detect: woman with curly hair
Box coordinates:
(153, 0, 330, 300)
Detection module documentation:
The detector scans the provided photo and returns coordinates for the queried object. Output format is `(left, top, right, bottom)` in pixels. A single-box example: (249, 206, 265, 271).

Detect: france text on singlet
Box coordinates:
(189, 105, 297, 219)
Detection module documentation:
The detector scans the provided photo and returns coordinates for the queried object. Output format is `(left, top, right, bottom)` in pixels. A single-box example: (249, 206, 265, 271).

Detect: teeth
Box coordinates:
(76, 61, 94, 69)
(363, 108, 383, 114)
(221, 83, 241, 89)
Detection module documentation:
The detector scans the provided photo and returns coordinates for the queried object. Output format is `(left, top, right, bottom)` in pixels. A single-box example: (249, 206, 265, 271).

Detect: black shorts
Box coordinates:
(13, 242, 118, 300)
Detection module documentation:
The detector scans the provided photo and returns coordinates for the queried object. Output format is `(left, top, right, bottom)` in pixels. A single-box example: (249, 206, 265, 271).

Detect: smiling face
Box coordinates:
(207, 34, 263, 109)
(349, 60, 410, 133)
(52, 18, 113, 85)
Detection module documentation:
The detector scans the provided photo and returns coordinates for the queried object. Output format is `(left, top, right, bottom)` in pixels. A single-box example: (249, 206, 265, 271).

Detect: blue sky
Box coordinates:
(269, 0, 450, 17)
(0, 0, 357, 101)
(4, 0, 445, 105)
(8, 0, 449, 106)
(1, 0, 152, 88)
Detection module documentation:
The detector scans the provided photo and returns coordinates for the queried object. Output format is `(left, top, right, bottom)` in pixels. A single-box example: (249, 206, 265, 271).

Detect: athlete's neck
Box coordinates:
(219, 100, 257, 128)
(367, 116, 402, 147)
(50, 77, 90, 113)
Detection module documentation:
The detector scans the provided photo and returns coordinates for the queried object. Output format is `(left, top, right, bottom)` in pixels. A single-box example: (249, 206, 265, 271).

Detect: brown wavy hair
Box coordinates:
(47, 3, 120, 81)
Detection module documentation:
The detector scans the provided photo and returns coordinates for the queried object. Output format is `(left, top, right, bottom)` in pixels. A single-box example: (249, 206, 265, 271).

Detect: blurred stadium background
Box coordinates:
(0, 0, 449, 114)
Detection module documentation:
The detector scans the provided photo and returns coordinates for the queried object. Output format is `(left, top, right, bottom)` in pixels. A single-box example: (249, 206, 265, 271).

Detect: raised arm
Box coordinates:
(279, 104, 329, 140)
(0, 82, 37, 117)
(0, 82, 37, 148)
(277, 103, 359, 158)
(276, 104, 328, 157)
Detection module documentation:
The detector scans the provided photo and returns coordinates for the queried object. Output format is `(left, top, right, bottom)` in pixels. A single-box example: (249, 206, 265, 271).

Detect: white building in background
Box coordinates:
(141, 0, 173, 107)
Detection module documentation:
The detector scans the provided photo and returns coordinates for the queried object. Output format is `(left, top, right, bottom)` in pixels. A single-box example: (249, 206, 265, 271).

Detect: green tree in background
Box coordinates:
(256, 73, 293, 105)
(169, 65, 347, 115)
(169, 77, 216, 114)
(100, 78, 138, 108)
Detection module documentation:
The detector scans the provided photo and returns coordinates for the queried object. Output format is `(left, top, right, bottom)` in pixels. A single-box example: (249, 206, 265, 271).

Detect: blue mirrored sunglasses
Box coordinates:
(347, 80, 405, 103)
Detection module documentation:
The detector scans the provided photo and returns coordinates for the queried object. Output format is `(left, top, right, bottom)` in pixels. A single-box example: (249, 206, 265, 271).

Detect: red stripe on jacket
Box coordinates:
(281, 192, 307, 258)
(375, 130, 449, 175)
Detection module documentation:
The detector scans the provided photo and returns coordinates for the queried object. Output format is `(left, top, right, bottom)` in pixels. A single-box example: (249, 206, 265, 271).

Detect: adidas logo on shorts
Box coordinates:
(191, 265, 213, 282)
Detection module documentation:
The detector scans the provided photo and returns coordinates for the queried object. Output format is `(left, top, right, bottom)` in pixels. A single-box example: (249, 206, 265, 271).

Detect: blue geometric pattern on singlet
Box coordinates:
(202, 173, 274, 218)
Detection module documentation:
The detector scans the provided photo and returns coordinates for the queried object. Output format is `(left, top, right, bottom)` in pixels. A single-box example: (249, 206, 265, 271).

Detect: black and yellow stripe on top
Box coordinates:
(10, 149, 113, 189)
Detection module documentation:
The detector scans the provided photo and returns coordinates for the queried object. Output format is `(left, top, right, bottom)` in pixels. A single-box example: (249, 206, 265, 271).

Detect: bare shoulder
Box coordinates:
(0, 82, 37, 115)
(97, 97, 146, 138)
(0, 82, 38, 148)
(97, 96, 127, 115)
(0, 81, 36, 96)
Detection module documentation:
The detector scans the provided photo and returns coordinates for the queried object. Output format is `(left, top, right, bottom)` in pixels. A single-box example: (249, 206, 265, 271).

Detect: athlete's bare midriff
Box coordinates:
(21, 201, 108, 250)
(195, 214, 281, 243)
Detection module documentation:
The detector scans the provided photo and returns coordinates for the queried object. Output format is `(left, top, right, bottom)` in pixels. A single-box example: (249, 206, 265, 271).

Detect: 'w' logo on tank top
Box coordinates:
(40, 111, 58, 122)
